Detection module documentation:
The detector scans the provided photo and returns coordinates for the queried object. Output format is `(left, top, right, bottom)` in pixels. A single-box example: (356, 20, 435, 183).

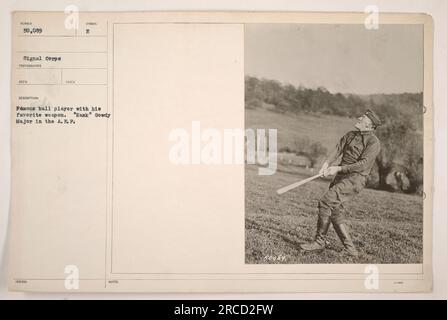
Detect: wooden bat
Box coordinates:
(276, 172, 324, 195)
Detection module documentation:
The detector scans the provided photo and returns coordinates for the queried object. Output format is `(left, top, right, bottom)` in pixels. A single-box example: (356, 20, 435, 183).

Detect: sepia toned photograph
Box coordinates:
(245, 24, 424, 264)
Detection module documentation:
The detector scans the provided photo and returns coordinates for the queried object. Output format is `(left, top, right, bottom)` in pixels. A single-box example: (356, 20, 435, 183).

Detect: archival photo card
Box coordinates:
(9, 11, 433, 293)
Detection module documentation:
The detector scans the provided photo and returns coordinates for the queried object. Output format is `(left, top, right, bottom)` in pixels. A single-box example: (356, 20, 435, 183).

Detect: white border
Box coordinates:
(1, 0, 446, 299)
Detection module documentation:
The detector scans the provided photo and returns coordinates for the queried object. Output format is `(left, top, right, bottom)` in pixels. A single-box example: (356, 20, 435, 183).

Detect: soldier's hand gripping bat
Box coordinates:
(276, 172, 324, 195)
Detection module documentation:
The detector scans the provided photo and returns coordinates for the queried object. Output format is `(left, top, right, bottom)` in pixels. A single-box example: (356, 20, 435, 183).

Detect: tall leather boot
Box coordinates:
(300, 215, 331, 251)
(332, 222, 359, 257)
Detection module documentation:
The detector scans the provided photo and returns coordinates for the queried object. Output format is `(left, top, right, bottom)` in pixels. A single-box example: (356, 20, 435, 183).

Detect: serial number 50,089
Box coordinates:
(218, 304, 274, 315)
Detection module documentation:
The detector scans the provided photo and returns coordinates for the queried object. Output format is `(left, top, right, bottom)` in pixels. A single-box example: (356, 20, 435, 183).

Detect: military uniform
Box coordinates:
(301, 109, 382, 257)
(320, 130, 381, 225)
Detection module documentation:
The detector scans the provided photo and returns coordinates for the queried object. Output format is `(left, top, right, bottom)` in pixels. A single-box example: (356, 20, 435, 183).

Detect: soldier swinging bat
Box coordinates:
(279, 109, 382, 257)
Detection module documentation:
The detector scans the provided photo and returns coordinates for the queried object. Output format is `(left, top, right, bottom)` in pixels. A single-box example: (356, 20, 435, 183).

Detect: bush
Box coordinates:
(246, 97, 262, 109)
(278, 146, 295, 153)
(375, 115, 423, 193)
(294, 137, 327, 168)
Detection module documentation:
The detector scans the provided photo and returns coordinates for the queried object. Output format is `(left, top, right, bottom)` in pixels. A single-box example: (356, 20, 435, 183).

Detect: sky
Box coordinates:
(245, 24, 423, 95)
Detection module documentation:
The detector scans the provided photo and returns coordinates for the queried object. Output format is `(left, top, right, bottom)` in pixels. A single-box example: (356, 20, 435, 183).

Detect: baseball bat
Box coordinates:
(276, 172, 324, 195)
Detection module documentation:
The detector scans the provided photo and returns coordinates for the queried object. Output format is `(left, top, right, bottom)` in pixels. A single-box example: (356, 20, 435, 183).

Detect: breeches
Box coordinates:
(318, 173, 367, 224)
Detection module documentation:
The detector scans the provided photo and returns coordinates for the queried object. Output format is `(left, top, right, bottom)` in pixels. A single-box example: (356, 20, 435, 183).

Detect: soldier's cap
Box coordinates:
(364, 109, 382, 128)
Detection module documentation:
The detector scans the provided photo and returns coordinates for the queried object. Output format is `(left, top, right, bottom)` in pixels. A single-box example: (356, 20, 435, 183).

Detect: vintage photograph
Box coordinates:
(245, 24, 424, 264)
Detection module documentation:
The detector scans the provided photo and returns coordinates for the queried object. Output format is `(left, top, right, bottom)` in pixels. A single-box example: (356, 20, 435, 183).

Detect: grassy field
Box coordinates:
(245, 165, 423, 264)
(245, 108, 423, 264)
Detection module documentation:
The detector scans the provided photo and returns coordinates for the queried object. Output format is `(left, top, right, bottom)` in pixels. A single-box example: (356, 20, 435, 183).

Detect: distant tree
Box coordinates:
(308, 141, 328, 168)
(245, 76, 264, 105)
(294, 137, 327, 168)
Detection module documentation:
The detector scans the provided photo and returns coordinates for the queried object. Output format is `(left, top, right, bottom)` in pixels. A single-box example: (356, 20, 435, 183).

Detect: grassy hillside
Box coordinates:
(245, 107, 354, 154)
